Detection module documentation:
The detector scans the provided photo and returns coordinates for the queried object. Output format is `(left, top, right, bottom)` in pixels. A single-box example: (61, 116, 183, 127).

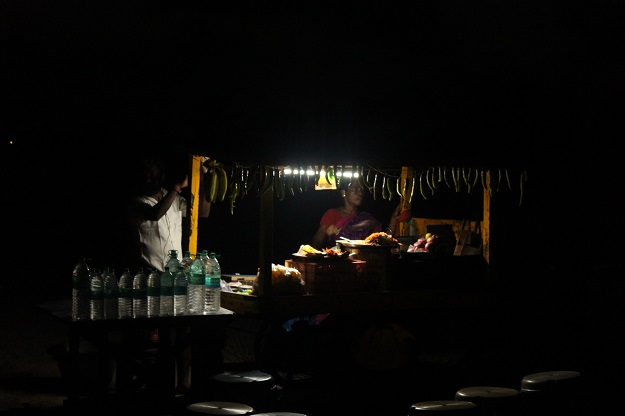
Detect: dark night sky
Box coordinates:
(3, 1, 624, 163)
(2, 1, 623, 280)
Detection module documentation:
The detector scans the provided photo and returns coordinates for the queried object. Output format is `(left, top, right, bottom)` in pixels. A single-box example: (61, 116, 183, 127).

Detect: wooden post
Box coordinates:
(187, 154, 203, 255)
(258, 183, 274, 297)
(482, 170, 491, 265)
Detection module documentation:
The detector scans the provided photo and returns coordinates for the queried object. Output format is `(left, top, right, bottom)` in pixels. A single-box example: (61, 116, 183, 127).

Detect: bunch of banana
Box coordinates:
(203, 159, 228, 203)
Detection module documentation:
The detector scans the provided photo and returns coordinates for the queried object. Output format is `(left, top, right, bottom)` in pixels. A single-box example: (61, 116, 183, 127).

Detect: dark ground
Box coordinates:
(1, 260, 624, 416)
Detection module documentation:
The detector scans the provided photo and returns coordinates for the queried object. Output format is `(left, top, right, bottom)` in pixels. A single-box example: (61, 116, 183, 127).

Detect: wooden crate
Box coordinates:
(285, 259, 366, 294)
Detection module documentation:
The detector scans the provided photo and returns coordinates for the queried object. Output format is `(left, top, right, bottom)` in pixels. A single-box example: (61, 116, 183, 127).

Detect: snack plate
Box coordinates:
(337, 240, 399, 249)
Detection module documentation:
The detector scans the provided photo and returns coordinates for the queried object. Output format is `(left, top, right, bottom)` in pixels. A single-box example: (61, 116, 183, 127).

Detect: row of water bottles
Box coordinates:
(71, 249, 222, 321)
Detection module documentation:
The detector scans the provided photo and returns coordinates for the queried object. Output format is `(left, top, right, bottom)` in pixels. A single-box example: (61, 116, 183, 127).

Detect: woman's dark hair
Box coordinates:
(338, 178, 352, 191)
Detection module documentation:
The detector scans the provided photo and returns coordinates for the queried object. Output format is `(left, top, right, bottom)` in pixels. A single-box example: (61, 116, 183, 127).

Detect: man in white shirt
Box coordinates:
(128, 157, 189, 272)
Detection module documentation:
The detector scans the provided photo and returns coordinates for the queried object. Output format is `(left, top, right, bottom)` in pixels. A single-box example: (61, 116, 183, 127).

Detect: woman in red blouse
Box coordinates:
(312, 181, 401, 249)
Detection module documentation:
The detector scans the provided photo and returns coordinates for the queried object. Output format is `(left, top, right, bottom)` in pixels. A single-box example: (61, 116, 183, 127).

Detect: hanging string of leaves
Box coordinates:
(203, 161, 528, 215)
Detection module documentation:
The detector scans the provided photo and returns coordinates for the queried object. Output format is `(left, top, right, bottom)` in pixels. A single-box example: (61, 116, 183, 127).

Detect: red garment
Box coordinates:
(320, 208, 346, 227)
(319, 208, 381, 246)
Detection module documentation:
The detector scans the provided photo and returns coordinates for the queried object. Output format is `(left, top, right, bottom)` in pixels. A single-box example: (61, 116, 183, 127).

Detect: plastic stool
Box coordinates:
(209, 370, 277, 411)
(186, 401, 255, 415)
(211, 369, 274, 384)
(408, 400, 479, 414)
(520, 370, 582, 416)
(455, 386, 521, 416)
(249, 413, 308, 416)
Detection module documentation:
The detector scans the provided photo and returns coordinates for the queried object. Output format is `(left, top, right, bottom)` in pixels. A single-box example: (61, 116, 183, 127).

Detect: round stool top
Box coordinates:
(456, 386, 519, 399)
(521, 370, 580, 391)
(212, 370, 274, 384)
(186, 401, 255, 415)
(249, 413, 308, 416)
(409, 400, 478, 413)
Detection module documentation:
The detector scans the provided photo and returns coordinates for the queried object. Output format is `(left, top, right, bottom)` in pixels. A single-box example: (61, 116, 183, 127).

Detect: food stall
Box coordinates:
(38, 153, 528, 412)
(185, 155, 527, 320)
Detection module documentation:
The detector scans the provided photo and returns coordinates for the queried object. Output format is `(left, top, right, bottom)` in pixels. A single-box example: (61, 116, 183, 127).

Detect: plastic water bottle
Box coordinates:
(188, 253, 206, 315)
(72, 257, 91, 321)
(147, 269, 161, 318)
(166, 249, 182, 274)
(173, 268, 188, 316)
(103, 268, 119, 320)
(204, 252, 221, 314)
(199, 249, 210, 269)
(90, 268, 104, 320)
(181, 250, 193, 272)
(118, 267, 134, 319)
(160, 266, 174, 317)
(133, 267, 148, 318)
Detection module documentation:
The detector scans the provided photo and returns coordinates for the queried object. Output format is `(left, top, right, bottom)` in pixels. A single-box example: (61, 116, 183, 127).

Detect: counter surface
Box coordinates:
(223, 254, 490, 319)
